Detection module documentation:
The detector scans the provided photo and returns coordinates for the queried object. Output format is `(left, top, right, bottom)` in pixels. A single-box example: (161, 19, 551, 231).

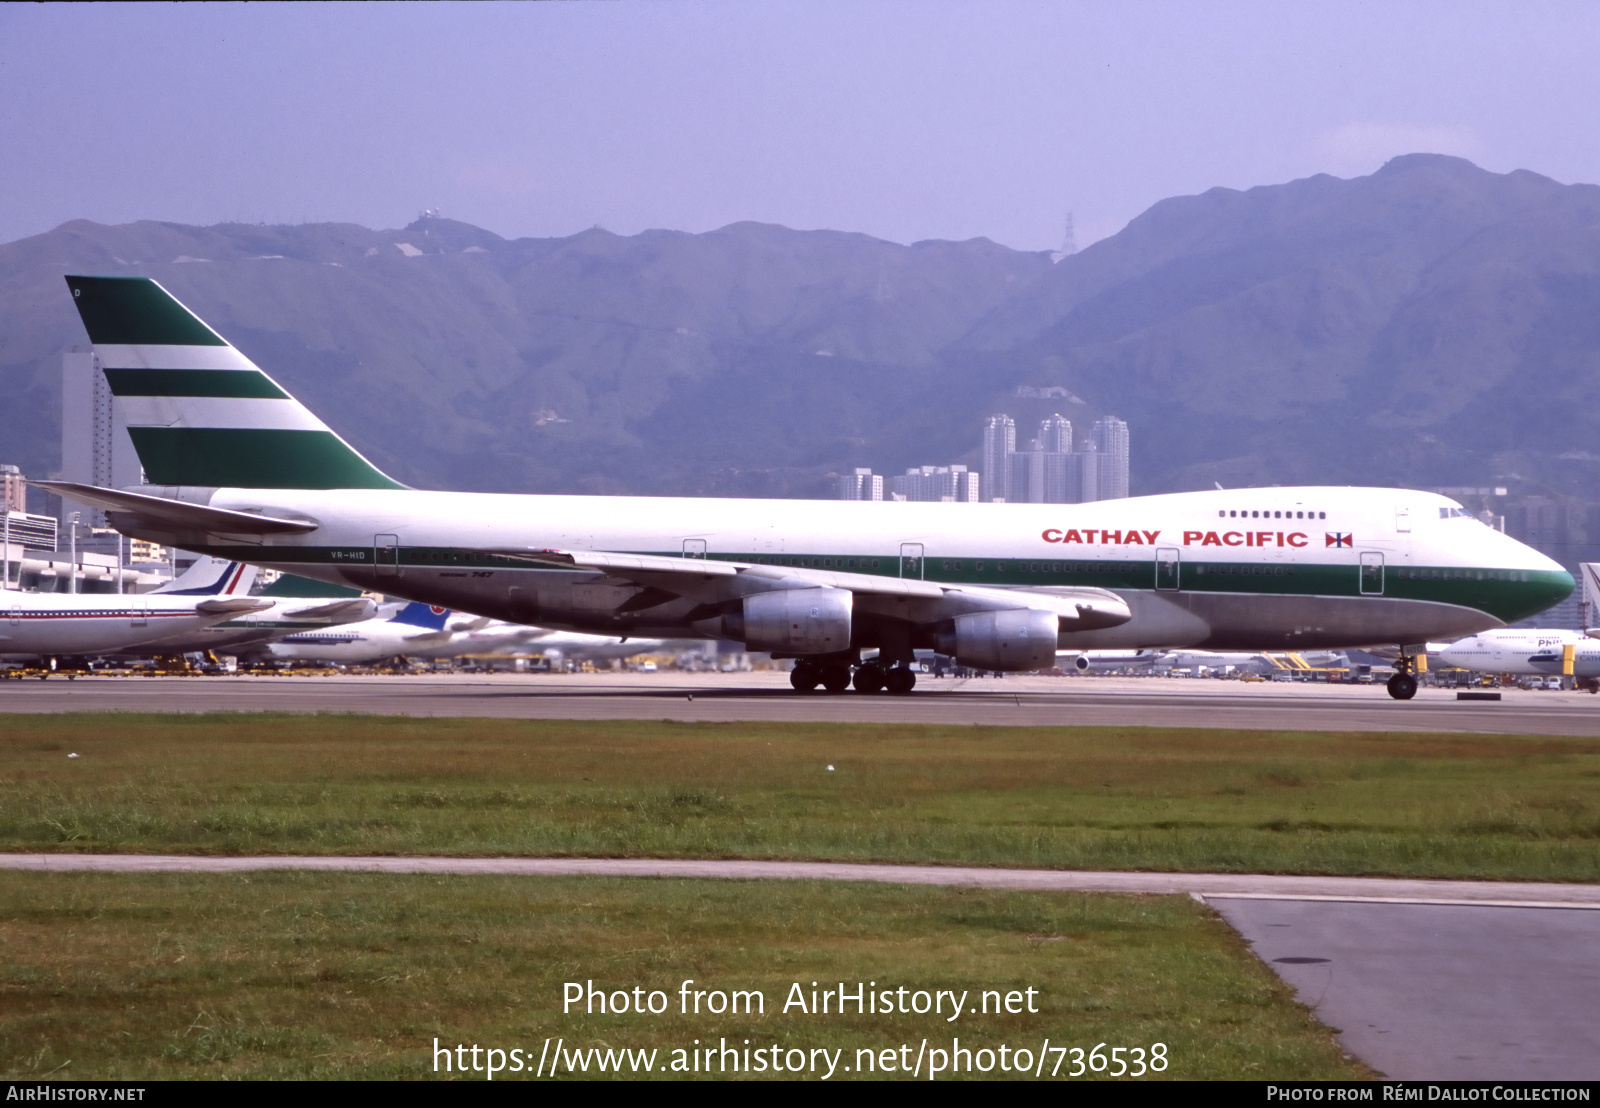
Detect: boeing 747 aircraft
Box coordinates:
(1438, 629, 1600, 689)
(42, 276, 1574, 699)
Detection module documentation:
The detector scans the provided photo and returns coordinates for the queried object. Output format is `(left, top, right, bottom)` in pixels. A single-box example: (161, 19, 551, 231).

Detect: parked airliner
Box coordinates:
(0, 556, 268, 664)
(1438, 629, 1600, 690)
(44, 276, 1574, 699)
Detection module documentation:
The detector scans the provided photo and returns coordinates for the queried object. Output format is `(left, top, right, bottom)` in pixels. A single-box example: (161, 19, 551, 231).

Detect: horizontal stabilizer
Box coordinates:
(31, 481, 318, 536)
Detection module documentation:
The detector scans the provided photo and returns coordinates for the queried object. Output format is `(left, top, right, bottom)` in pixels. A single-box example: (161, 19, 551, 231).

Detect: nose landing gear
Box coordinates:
(1387, 652, 1419, 700)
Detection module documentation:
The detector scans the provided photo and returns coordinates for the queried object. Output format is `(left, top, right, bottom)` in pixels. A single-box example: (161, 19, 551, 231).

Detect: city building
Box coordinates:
(1092, 416, 1130, 499)
(837, 468, 884, 501)
(60, 350, 143, 528)
(889, 465, 979, 503)
(2, 464, 63, 589)
(984, 413, 1130, 504)
(981, 415, 1016, 502)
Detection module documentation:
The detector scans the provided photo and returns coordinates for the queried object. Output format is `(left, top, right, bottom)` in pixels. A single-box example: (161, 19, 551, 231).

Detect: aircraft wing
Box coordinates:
(488, 547, 1131, 630)
(280, 598, 377, 622)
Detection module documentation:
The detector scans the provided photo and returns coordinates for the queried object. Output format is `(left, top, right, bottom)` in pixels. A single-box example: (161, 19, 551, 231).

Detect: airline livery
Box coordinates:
(0, 555, 268, 663)
(42, 276, 1574, 699)
(1438, 630, 1600, 689)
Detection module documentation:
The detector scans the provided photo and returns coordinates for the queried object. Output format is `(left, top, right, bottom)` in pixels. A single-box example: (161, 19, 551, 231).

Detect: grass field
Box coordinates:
(0, 871, 1370, 1080)
(3, 713, 1598, 879)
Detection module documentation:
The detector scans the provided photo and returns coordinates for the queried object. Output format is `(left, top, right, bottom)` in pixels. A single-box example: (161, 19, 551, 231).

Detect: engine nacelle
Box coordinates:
(936, 608, 1059, 672)
(725, 587, 853, 655)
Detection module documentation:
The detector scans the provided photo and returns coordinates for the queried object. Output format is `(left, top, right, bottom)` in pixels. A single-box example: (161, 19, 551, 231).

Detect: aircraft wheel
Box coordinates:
(884, 665, 917, 695)
(789, 664, 820, 693)
(1387, 673, 1418, 700)
(852, 664, 885, 694)
(820, 663, 853, 694)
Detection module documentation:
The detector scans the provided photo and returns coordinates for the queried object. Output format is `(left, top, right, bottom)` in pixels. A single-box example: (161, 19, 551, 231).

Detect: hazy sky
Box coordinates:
(4, 1, 1599, 251)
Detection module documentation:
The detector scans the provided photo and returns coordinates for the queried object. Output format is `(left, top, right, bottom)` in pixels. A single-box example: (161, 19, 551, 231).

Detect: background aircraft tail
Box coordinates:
(390, 601, 451, 630)
(257, 574, 367, 599)
(63, 275, 402, 491)
(150, 556, 257, 595)
(1581, 563, 1600, 620)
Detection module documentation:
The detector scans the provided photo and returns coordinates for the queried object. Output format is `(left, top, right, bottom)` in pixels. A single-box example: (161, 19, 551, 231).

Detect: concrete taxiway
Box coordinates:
(3, 670, 1600, 735)
(1212, 897, 1600, 1080)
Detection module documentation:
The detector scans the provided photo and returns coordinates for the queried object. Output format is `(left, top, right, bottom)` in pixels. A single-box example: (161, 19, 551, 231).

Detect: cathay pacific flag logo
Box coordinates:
(1325, 532, 1353, 548)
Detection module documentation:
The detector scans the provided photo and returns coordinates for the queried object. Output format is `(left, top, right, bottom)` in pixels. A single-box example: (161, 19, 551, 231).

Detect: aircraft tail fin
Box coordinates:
(390, 601, 450, 630)
(150, 556, 258, 596)
(257, 574, 365, 599)
(1580, 563, 1600, 622)
(63, 275, 402, 491)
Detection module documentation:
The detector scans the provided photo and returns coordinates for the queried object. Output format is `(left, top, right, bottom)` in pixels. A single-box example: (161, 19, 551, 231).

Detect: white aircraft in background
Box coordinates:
(514, 628, 670, 667)
(1437, 629, 1600, 689)
(261, 604, 665, 666)
(47, 275, 1576, 700)
(261, 601, 453, 664)
(125, 563, 376, 656)
(1157, 648, 1347, 674)
(411, 618, 668, 665)
(1068, 648, 1345, 675)
(1066, 650, 1165, 672)
(0, 558, 269, 664)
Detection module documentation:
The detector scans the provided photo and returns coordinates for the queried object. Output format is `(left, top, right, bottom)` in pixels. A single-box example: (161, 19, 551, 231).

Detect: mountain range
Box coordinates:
(3, 153, 1598, 503)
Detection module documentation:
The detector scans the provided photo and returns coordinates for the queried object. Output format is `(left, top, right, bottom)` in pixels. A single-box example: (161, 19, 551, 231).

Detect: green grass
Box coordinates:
(3, 713, 1599, 880)
(0, 871, 1369, 1080)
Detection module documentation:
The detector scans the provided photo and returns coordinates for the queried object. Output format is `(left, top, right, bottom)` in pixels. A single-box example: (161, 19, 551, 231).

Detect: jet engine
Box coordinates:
(936, 608, 1059, 672)
(723, 587, 853, 654)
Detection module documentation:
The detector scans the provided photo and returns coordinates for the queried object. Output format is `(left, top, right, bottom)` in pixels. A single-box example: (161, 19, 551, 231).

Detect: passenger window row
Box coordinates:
(1396, 567, 1528, 582)
(1218, 509, 1325, 520)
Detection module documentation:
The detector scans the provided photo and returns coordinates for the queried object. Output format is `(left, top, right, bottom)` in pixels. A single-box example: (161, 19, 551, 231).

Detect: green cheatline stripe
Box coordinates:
(103, 369, 289, 399)
(183, 544, 1573, 626)
(66, 275, 227, 347)
(126, 428, 404, 490)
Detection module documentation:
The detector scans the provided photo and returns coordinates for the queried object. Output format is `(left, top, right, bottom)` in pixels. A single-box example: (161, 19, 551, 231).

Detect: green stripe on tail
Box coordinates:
(68, 276, 227, 345)
(66, 275, 405, 491)
(103, 369, 291, 399)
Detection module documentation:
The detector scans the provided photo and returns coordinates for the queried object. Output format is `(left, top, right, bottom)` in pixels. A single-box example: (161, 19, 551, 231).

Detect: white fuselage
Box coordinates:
(514, 628, 669, 663)
(264, 615, 450, 664)
(1438, 629, 1600, 677)
(166, 484, 1571, 653)
(0, 590, 244, 658)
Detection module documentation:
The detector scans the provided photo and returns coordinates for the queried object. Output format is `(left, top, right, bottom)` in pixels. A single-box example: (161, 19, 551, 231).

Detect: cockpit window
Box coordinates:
(1438, 506, 1471, 519)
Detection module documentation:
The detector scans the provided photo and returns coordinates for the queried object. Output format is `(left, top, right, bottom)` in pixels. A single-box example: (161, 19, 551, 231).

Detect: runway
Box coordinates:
(5, 670, 1600, 735)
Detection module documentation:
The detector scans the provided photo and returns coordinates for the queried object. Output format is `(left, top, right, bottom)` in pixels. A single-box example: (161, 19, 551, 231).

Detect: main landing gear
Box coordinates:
(1387, 653, 1419, 701)
(790, 659, 917, 695)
